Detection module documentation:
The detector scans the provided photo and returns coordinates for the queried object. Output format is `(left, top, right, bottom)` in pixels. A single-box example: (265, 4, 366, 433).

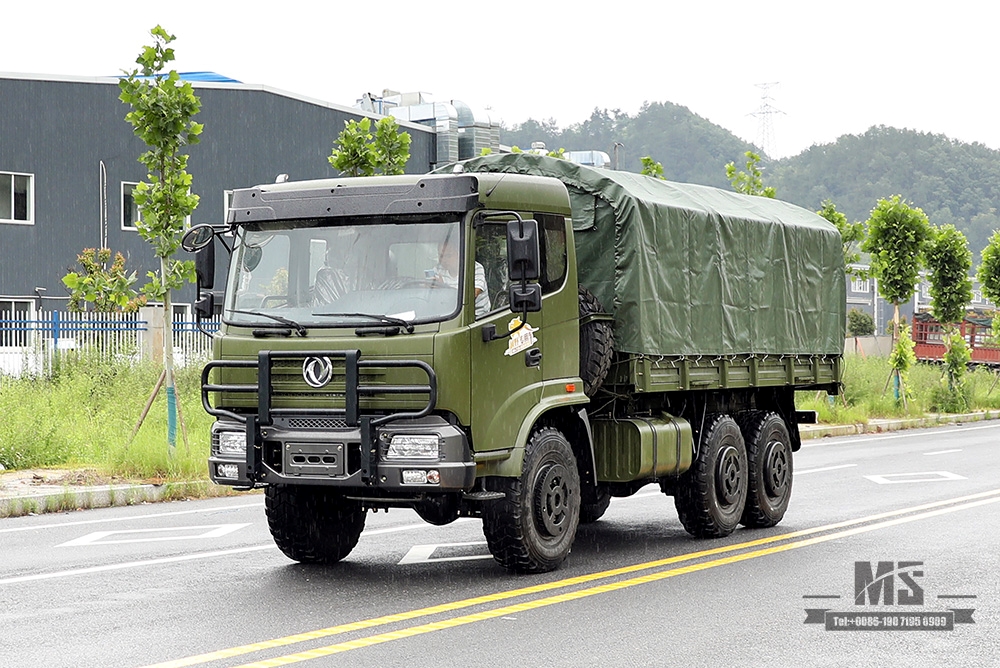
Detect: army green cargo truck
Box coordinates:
(184, 154, 844, 573)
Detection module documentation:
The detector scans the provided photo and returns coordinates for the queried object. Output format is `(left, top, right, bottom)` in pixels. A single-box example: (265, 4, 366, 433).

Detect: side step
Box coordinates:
(463, 490, 505, 502)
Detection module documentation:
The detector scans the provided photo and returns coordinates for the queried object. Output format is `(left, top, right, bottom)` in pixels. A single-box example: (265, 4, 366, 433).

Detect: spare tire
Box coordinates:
(579, 286, 614, 397)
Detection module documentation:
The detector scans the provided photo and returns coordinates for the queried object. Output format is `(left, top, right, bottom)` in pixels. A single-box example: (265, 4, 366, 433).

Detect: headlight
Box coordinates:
(386, 434, 440, 459)
(216, 431, 247, 456)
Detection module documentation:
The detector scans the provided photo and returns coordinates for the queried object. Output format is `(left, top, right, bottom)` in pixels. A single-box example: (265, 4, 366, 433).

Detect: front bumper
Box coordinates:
(209, 415, 475, 492)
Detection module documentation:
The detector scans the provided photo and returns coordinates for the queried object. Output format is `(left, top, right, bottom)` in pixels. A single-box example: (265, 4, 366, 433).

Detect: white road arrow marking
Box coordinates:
(864, 471, 966, 484)
(399, 541, 492, 565)
(57, 524, 251, 547)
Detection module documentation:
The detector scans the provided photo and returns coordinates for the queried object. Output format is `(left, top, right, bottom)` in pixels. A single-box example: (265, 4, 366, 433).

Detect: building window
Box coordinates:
(0, 299, 32, 347)
(122, 182, 142, 229)
(0, 171, 33, 224)
(851, 278, 870, 294)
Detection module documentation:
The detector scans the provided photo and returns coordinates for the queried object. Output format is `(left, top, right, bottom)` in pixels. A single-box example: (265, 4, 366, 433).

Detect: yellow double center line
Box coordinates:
(148, 488, 1000, 668)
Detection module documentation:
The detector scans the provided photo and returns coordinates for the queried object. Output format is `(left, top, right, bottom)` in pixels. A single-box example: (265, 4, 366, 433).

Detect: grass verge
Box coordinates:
(0, 354, 213, 480)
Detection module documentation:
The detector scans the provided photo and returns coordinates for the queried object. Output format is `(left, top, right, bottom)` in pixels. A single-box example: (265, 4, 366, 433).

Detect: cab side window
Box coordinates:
(474, 212, 568, 314)
(537, 213, 567, 295)
(475, 222, 509, 312)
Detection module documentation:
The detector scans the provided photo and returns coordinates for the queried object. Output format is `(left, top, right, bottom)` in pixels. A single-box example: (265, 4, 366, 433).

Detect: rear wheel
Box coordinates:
(673, 414, 747, 538)
(738, 411, 793, 527)
(265, 485, 366, 563)
(483, 427, 581, 573)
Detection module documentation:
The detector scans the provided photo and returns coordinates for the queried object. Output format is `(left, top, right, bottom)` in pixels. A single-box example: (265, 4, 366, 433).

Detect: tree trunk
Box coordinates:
(162, 257, 177, 458)
(892, 302, 900, 344)
(892, 302, 902, 404)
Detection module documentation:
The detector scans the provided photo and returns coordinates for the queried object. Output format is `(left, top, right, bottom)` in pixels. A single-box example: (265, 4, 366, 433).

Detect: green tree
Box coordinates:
(976, 230, 1000, 342)
(329, 116, 411, 177)
(119, 25, 203, 456)
(862, 195, 934, 332)
(640, 156, 665, 179)
(927, 225, 973, 326)
(725, 151, 776, 198)
(62, 248, 147, 312)
(817, 199, 865, 277)
(847, 308, 875, 337)
(372, 116, 412, 175)
(926, 225, 974, 407)
(861, 195, 934, 404)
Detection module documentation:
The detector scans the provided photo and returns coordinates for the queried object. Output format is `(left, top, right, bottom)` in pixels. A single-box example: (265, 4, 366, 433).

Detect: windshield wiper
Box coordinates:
(227, 309, 307, 336)
(314, 311, 415, 334)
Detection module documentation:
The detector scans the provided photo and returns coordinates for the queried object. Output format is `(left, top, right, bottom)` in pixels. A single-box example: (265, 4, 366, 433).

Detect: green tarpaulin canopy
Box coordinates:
(457, 154, 845, 357)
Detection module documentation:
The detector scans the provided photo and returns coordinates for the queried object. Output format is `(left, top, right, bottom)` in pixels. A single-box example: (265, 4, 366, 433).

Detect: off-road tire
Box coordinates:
(265, 485, 366, 563)
(737, 411, 793, 528)
(579, 286, 614, 397)
(579, 486, 612, 524)
(673, 414, 747, 538)
(482, 427, 581, 573)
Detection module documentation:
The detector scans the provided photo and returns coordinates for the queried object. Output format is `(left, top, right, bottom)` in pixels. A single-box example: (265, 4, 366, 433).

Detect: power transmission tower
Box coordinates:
(750, 82, 784, 159)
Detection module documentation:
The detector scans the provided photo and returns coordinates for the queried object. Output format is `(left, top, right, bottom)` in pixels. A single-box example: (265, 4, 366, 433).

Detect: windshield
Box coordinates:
(224, 218, 463, 328)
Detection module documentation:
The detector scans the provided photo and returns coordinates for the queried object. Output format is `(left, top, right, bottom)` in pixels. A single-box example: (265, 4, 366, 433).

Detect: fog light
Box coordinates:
(387, 434, 439, 459)
(216, 463, 240, 479)
(217, 431, 247, 456)
(402, 469, 428, 484)
(426, 470, 440, 484)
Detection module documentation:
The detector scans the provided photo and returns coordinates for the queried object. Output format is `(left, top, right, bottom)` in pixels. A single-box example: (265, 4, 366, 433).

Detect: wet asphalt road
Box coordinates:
(2, 422, 998, 668)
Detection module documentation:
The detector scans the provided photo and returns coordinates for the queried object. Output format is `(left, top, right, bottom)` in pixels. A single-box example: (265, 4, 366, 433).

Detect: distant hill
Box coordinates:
(771, 126, 1000, 256)
(501, 102, 757, 189)
(503, 111, 1000, 256)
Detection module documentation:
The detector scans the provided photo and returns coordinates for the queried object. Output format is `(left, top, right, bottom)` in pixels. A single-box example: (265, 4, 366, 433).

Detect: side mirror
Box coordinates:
(508, 283, 542, 313)
(195, 241, 216, 291)
(507, 219, 540, 281)
(194, 292, 215, 319)
(181, 223, 216, 252)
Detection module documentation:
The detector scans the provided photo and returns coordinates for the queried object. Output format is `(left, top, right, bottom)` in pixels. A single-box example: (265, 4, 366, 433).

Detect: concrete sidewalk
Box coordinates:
(3, 410, 998, 518)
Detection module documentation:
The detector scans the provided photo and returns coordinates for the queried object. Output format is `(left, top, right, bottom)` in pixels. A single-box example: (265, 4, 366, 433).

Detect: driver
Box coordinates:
(313, 244, 350, 305)
(430, 236, 491, 317)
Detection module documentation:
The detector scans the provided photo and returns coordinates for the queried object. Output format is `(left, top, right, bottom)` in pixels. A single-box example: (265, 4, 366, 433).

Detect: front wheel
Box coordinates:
(483, 427, 581, 573)
(265, 485, 366, 563)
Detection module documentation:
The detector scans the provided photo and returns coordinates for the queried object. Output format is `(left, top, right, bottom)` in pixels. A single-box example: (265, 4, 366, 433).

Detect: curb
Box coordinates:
(0, 480, 224, 519)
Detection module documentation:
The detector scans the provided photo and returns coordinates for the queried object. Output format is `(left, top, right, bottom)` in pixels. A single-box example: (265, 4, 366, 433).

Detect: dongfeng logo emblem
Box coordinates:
(302, 356, 334, 388)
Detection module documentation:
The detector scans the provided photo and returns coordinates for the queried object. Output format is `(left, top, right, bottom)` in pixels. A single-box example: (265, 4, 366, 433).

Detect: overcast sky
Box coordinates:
(2, 1, 994, 159)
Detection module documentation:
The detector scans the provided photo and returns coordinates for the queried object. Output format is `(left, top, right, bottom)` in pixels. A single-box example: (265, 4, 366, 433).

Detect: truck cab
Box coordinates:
(193, 172, 591, 571)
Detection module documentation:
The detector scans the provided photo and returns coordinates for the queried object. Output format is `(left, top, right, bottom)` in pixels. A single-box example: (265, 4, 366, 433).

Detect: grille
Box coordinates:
(286, 417, 350, 430)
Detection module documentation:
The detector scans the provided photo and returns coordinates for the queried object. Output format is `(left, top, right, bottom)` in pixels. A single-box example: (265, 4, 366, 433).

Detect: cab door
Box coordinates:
(469, 218, 544, 454)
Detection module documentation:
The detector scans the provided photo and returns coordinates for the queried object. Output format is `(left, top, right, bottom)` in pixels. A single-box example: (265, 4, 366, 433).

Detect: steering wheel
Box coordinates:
(260, 295, 291, 308)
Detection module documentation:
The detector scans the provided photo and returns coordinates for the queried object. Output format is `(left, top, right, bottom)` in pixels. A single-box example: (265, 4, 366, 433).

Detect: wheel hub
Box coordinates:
(534, 462, 571, 537)
(715, 445, 743, 506)
(763, 440, 789, 498)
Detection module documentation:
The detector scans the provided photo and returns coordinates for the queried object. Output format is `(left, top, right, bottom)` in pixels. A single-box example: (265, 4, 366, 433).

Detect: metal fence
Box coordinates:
(0, 309, 220, 377)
